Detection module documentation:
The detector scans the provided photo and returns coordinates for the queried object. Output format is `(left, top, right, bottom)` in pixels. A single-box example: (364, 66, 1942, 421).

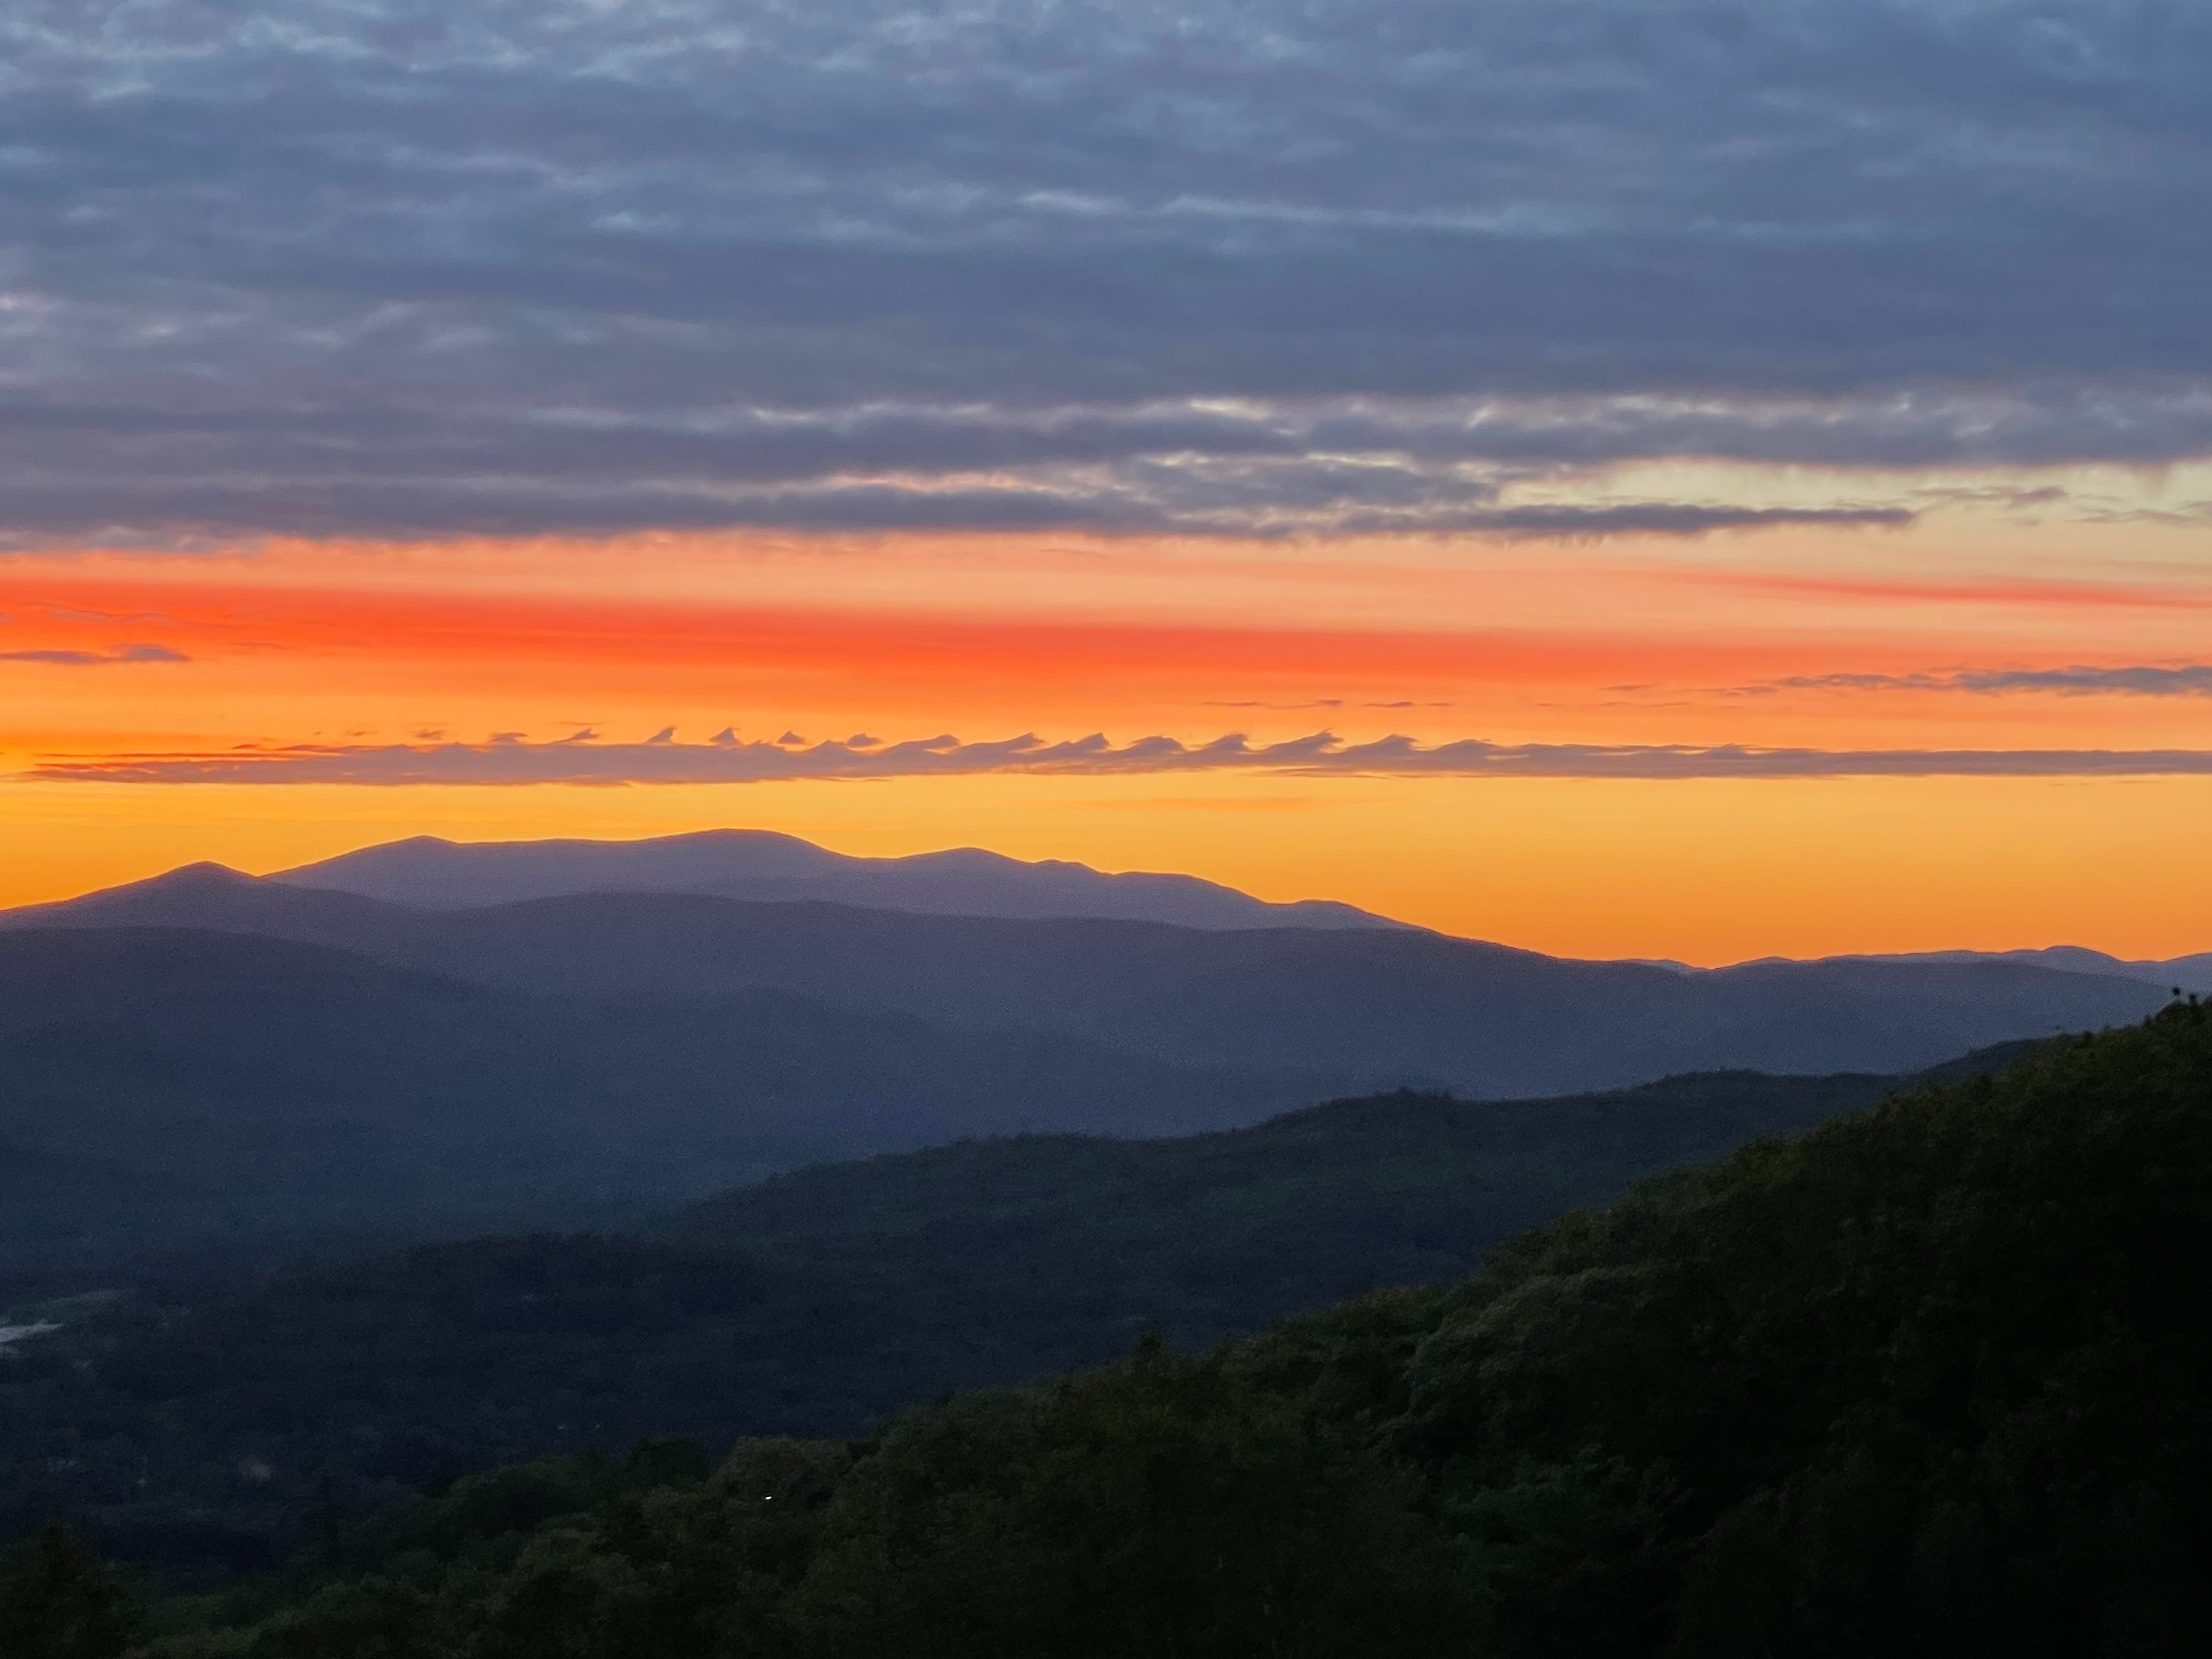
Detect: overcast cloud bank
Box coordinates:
(2, 1, 2208, 541)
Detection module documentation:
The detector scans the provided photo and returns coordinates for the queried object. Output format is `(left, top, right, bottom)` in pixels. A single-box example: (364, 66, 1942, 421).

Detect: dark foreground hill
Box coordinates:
(4, 862, 2172, 1097)
(673, 1065, 1912, 1316)
(70, 1000, 2212, 1658)
(0, 1066, 1915, 1582)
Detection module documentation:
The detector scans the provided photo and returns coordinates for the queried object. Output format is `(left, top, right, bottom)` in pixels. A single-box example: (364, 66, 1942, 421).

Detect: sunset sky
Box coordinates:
(4, 0, 2210, 963)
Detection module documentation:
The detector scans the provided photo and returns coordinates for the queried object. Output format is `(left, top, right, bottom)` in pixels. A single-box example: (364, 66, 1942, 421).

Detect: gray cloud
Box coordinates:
(1, 2, 2209, 540)
(1746, 665, 2212, 697)
(0, 643, 189, 666)
(30, 728, 2212, 786)
(0, 465, 1917, 543)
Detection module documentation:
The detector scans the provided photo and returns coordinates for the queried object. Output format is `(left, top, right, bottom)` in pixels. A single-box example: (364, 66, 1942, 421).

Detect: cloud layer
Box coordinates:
(0, 642, 188, 666)
(2, 2, 2209, 541)
(1743, 664, 2212, 697)
(32, 729, 2212, 786)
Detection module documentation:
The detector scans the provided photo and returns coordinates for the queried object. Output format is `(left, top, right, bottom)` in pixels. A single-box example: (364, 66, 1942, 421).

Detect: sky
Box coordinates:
(3, 0, 2210, 962)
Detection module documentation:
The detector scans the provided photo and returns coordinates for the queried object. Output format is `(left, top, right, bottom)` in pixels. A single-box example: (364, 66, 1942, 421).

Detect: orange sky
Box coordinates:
(8, 3, 2212, 969)
(5, 502, 2211, 963)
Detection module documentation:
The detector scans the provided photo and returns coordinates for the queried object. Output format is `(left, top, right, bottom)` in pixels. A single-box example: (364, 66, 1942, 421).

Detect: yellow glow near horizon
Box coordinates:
(3, 770, 2208, 966)
(4, 499, 2211, 964)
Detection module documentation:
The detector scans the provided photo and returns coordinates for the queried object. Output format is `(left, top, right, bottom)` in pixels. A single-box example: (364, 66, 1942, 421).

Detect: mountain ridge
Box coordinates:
(9, 836, 2205, 993)
(0, 868, 2174, 1101)
(268, 828, 1411, 931)
(1776, 943, 2212, 992)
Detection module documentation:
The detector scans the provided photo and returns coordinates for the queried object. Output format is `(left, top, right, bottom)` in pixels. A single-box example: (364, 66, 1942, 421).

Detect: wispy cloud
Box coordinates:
(30, 729, 2212, 786)
(0, 643, 189, 666)
(1675, 571, 2212, 614)
(1734, 665, 2212, 698)
(0, 467, 1916, 544)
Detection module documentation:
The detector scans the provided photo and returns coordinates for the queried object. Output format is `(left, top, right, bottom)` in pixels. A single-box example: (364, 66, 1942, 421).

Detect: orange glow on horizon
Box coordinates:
(5, 521, 2211, 963)
(1, 771, 2209, 968)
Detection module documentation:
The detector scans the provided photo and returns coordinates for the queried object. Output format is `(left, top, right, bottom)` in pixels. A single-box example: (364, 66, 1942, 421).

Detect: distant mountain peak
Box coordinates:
(2, 859, 259, 918)
(1762, 945, 2212, 996)
(265, 829, 1413, 932)
(0, 858, 421, 944)
(156, 861, 258, 886)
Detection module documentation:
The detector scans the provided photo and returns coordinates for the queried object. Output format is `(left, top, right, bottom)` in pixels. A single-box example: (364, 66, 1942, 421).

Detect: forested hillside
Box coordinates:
(14, 1003, 2208, 1655)
(0, 1068, 1892, 1582)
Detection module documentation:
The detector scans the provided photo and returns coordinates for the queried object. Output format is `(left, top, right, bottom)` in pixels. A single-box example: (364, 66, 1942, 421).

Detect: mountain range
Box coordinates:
(2, 866, 2175, 1097)
(1804, 943, 2212, 991)
(12, 828, 2205, 990)
(279, 828, 1404, 930)
(0, 830, 2192, 1274)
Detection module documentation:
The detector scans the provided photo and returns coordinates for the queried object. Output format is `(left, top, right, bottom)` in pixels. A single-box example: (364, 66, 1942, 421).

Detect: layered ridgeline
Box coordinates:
(0, 1066, 1912, 1580)
(0, 928, 1322, 1278)
(0, 832, 2182, 1271)
(6, 828, 1406, 933)
(38, 1001, 2209, 1656)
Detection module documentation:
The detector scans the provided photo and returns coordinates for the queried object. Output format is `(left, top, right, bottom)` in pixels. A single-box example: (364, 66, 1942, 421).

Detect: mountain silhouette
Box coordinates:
(0, 840, 2183, 1281)
(267, 829, 1408, 929)
(1785, 944, 2212, 994)
(3, 853, 2177, 1102)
